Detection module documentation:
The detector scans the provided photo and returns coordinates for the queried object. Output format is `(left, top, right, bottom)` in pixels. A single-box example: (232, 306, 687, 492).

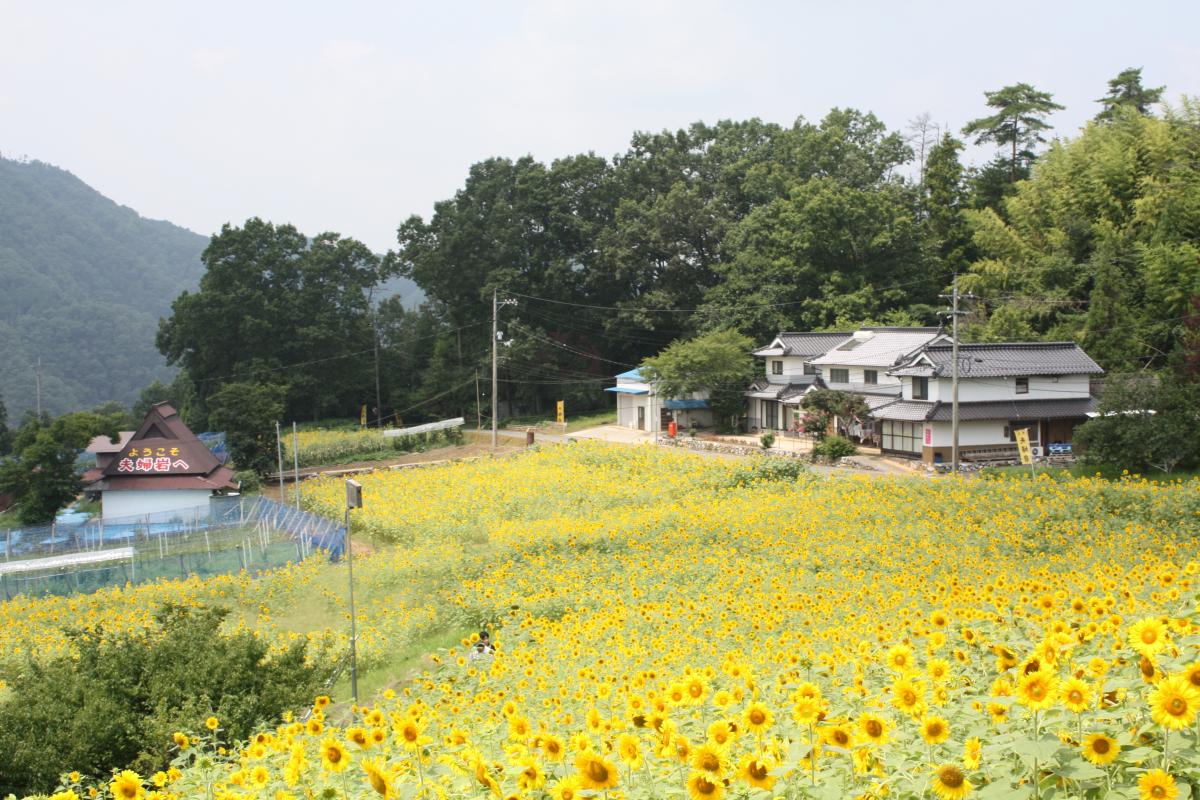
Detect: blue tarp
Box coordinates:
(664, 399, 709, 410)
(614, 368, 645, 381)
(605, 386, 649, 395)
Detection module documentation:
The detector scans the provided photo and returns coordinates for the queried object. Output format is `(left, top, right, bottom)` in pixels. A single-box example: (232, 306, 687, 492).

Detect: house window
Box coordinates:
(1015, 377, 1029, 394)
(771, 360, 783, 375)
(1007, 422, 1039, 443)
(829, 368, 849, 384)
(803, 363, 817, 375)
(912, 377, 929, 400)
(864, 369, 878, 385)
(881, 420, 921, 454)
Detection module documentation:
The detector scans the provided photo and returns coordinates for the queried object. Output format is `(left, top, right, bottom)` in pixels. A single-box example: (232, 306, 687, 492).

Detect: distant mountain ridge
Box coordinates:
(0, 156, 208, 418)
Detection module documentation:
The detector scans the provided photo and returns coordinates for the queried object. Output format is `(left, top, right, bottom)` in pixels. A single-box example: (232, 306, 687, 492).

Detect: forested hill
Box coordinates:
(0, 157, 207, 418)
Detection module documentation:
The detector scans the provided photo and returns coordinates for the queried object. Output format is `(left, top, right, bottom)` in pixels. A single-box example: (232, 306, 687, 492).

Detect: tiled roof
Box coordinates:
(894, 342, 1103, 378)
(871, 397, 1098, 423)
(811, 328, 945, 367)
(928, 397, 1097, 421)
(744, 377, 816, 400)
(776, 332, 852, 357)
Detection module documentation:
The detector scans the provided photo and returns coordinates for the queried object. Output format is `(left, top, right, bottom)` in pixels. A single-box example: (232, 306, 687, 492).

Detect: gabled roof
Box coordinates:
(810, 328, 946, 367)
(615, 368, 646, 381)
(891, 342, 1104, 378)
(88, 403, 237, 491)
(86, 431, 135, 454)
(753, 332, 851, 358)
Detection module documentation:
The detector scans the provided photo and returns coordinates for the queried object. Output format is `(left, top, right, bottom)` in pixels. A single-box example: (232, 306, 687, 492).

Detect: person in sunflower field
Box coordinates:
(469, 631, 495, 661)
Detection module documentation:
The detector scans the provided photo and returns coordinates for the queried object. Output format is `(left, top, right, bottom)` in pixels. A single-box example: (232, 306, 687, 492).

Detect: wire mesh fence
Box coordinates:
(1, 496, 344, 601)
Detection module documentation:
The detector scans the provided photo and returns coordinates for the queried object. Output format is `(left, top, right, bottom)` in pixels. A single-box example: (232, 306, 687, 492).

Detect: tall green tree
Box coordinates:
(157, 220, 384, 423)
(0, 394, 11, 457)
(922, 133, 973, 280)
(640, 330, 756, 432)
(205, 381, 287, 476)
(962, 83, 1064, 183)
(1095, 67, 1164, 121)
(0, 411, 120, 524)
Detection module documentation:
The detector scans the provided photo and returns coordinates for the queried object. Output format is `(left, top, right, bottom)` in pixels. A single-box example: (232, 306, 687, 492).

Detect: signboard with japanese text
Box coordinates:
(115, 445, 190, 474)
(1014, 427, 1033, 465)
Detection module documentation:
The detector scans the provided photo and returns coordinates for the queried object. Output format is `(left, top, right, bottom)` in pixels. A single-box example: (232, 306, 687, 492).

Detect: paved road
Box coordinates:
(497, 426, 927, 479)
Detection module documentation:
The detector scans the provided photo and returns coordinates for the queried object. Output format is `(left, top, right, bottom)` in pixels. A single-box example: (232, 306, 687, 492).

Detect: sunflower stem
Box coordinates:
(1162, 728, 1169, 772)
(809, 723, 816, 786)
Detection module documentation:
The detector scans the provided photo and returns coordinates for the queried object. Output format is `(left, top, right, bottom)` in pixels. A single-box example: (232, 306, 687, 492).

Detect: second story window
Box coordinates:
(913, 377, 929, 400)
(864, 369, 878, 385)
(1016, 377, 1029, 394)
(771, 360, 783, 375)
(803, 363, 817, 375)
(830, 368, 849, 384)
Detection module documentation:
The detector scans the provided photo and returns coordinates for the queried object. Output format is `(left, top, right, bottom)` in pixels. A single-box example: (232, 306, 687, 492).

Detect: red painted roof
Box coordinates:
(88, 403, 238, 491)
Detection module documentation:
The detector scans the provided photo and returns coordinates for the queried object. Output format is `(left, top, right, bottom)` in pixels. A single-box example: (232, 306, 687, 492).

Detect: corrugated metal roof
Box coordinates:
(928, 397, 1097, 421)
(897, 342, 1104, 377)
(605, 386, 649, 395)
(615, 368, 645, 380)
(811, 329, 945, 367)
(664, 399, 709, 410)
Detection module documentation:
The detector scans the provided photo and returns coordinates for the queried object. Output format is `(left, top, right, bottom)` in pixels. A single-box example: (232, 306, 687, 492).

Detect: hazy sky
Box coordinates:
(3, 1, 1198, 253)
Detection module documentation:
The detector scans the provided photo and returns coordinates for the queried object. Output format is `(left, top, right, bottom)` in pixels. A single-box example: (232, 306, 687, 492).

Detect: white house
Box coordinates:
(85, 402, 238, 518)
(745, 332, 850, 431)
(606, 368, 713, 432)
(876, 341, 1103, 463)
(748, 327, 947, 435)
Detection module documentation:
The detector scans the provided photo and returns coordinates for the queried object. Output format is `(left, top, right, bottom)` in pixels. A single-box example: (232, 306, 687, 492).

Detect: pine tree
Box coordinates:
(962, 83, 1064, 182)
(1095, 67, 1164, 122)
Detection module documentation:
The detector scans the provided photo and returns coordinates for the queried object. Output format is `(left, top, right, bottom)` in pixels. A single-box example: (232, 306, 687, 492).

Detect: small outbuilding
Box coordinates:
(85, 403, 238, 519)
(605, 369, 712, 432)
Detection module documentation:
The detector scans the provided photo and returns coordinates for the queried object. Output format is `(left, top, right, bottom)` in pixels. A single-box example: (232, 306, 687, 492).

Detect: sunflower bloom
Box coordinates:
(930, 763, 973, 800)
(859, 712, 890, 746)
(687, 771, 725, 800)
(321, 738, 350, 773)
(1060, 676, 1092, 713)
(362, 758, 393, 797)
(1129, 618, 1169, 657)
(1149, 675, 1200, 730)
(1017, 671, 1058, 711)
(963, 738, 982, 770)
(742, 701, 773, 734)
(920, 716, 950, 745)
(1138, 769, 1178, 800)
(1081, 733, 1119, 766)
(109, 771, 144, 800)
(574, 752, 618, 790)
(737, 753, 776, 791)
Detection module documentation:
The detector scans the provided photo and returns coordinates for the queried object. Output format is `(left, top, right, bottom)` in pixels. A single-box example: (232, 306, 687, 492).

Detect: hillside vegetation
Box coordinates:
(2, 445, 1199, 798)
(0, 157, 207, 418)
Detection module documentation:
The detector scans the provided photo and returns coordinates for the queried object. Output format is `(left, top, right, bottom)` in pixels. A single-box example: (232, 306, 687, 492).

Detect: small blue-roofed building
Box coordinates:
(605, 369, 712, 432)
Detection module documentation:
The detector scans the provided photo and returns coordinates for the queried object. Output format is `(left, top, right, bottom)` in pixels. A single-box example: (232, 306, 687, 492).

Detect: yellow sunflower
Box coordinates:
(1081, 733, 1119, 766)
(691, 742, 731, 777)
(963, 738, 982, 770)
(858, 712, 890, 746)
(687, 771, 725, 800)
(1017, 671, 1058, 711)
(742, 701, 773, 734)
(549, 777, 580, 800)
(616, 732, 642, 767)
(886, 643, 915, 673)
(1129, 617, 1169, 657)
(1059, 676, 1092, 713)
(109, 770, 144, 800)
(321, 738, 350, 773)
(930, 763, 973, 800)
(738, 753, 776, 791)
(574, 752, 619, 790)
(1138, 769, 1178, 800)
(920, 716, 951, 745)
(1149, 675, 1200, 730)
(892, 678, 926, 716)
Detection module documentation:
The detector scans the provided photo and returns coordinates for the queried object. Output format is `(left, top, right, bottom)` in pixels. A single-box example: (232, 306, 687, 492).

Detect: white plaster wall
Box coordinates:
(765, 356, 812, 384)
(926, 420, 1008, 447)
(102, 489, 212, 520)
(938, 374, 1091, 401)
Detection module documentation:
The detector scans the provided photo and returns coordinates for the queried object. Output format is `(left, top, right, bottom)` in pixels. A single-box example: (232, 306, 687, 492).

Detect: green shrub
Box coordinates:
(233, 469, 262, 493)
(0, 604, 333, 798)
(813, 434, 857, 460)
(759, 431, 775, 449)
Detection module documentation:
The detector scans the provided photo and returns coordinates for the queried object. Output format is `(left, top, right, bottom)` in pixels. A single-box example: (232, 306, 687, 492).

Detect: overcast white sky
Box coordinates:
(3, 1, 1198, 253)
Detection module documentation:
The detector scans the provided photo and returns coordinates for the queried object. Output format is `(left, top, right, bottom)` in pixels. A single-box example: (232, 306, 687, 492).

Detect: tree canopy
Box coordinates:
(639, 330, 756, 431)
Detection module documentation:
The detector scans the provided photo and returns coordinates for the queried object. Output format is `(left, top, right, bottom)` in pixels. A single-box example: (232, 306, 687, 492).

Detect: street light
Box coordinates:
(344, 479, 363, 703)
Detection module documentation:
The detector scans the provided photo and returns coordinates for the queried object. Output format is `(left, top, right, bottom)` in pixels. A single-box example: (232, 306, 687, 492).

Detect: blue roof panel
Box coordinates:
(605, 386, 649, 395)
(615, 368, 645, 380)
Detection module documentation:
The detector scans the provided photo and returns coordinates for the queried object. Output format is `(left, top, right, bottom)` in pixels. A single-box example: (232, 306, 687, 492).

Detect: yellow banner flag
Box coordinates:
(360, 404, 368, 427)
(1014, 427, 1033, 465)
(556, 400, 565, 425)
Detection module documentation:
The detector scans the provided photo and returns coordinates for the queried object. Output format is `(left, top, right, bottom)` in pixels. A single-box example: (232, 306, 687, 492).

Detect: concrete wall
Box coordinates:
(102, 489, 213, 520)
(936, 374, 1090, 401)
(823, 365, 901, 388)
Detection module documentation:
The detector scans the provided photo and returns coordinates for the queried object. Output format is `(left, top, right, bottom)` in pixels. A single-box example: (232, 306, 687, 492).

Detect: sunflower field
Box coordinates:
(6, 443, 1200, 800)
(283, 426, 463, 468)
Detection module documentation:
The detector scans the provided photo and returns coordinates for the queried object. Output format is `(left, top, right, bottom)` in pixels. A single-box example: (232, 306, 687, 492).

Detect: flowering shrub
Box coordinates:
(6, 444, 1200, 799)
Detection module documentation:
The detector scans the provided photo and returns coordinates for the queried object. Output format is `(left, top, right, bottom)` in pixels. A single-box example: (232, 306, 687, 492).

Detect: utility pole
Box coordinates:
(35, 356, 42, 418)
(372, 304, 382, 429)
(940, 276, 975, 474)
(475, 368, 482, 433)
(275, 421, 285, 499)
(491, 289, 498, 449)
